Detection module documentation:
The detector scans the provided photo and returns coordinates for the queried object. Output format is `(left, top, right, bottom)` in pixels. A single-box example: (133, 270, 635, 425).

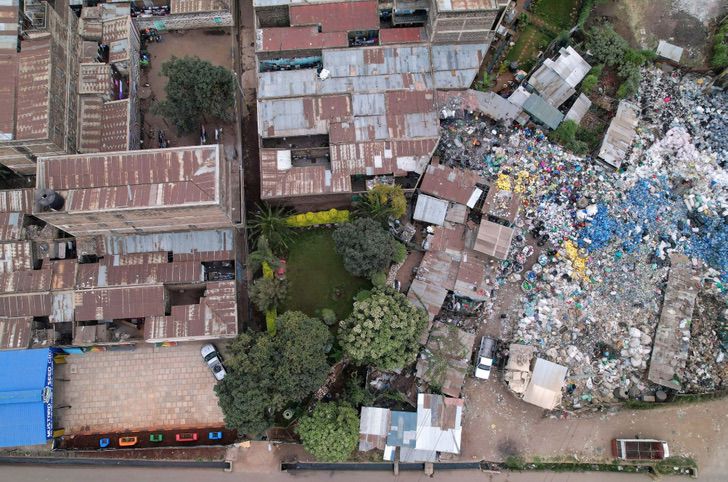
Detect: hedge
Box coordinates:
(286, 209, 350, 228)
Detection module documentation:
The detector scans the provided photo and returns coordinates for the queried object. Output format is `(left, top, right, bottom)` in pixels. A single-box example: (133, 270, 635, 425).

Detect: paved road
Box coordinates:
(0, 465, 698, 482)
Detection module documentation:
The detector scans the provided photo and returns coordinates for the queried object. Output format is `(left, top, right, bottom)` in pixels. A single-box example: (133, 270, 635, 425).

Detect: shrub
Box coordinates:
(286, 209, 350, 228)
(371, 272, 387, 288)
(320, 308, 337, 326)
(332, 218, 396, 278)
(549, 120, 589, 154)
(265, 308, 277, 336)
(249, 276, 288, 312)
(392, 241, 407, 264)
(296, 403, 359, 462)
(354, 289, 371, 302)
(354, 185, 407, 222)
(711, 20, 728, 70)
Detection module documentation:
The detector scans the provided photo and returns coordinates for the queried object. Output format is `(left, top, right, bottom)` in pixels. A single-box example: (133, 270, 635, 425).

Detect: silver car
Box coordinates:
(201, 343, 226, 381)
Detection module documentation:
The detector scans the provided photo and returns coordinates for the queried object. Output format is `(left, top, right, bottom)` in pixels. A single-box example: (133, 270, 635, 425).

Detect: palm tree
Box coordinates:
(248, 277, 288, 312)
(248, 203, 296, 254)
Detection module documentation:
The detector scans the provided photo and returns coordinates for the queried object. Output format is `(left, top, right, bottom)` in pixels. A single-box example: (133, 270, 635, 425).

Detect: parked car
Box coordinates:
(474, 336, 497, 380)
(201, 344, 226, 381)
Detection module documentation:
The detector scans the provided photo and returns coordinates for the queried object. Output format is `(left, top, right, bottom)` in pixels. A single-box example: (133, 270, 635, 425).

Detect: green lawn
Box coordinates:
(283, 229, 371, 320)
(533, 0, 578, 29)
(505, 25, 553, 71)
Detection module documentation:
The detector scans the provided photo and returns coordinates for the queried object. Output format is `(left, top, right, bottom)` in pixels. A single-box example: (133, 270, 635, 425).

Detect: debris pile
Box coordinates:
(432, 67, 728, 407)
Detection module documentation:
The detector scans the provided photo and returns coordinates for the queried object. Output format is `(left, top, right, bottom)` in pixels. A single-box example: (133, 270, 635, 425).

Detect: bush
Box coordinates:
(580, 74, 598, 93)
(549, 120, 589, 154)
(354, 289, 371, 302)
(585, 24, 629, 67)
(505, 455, 526, 470)
(296, 403, 359, 462)
(392, 241, 407, 264)
(354, 185, 407, 222)
(265, 308, 277, 336)
(371, 272, 387, 288)
(711, 20, 728, 70)
(248, 276, 288, 312)
(320, 308, 337, 326)
(286, 209, 350, 228)
(332, 218, 396, 278)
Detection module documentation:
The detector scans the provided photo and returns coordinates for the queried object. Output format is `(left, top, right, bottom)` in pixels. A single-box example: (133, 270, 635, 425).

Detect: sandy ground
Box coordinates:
(593, 0, 727, 68)
(140, 29, 237, 149)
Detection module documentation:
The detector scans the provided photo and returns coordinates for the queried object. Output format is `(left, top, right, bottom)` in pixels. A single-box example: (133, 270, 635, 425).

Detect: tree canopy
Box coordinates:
(214, 312, 331, 434)
(332, 218, 396, 278)
(339, 288, 428, 371)
(296, 402, 359, 462)
(248, 203, 296, 255)
(153, 56, 235, 134)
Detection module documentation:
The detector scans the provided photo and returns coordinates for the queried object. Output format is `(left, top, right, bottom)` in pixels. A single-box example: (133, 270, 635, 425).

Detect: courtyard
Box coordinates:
(140, 28, 237, 149)
(283, 229, 371, 320)
(55, 342, 224, 434)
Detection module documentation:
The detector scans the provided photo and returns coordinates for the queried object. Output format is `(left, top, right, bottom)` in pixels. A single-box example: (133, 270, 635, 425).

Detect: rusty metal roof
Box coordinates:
(100, 100, 130, 152)
(0, 189, 33, 213)
(472, 219, 513, 260)
(144, 281, 237, 343)
(78, 96, 103, 153)
(420, 163, 483, 207)
(170, 0, 228, 14)
(289, 1, 379, 32)
(257, 26, 347, 52)
(0, 291, 51, 317)
(0, 268, 51, 293)
(0, 241, 34, 273)
(15, 38, 51, 141)
(380, 27, 425, 45)
(38, 145, 220, 211)
(74, 285, 166, 321)
(417, 321, 476, 398)
(0, 52, 17, 140)
(0, 316, 32, 349)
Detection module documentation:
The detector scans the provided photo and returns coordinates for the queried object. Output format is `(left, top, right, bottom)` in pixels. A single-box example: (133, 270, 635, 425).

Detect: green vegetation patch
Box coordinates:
(532, 0, 579, 29)
(284, 229, 371, 320)
(505, 25, 553, 72)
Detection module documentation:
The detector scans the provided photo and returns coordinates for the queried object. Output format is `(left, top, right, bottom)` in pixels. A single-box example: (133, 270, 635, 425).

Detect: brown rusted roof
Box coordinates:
(0, 317, 32, 349)
(0, 268, 51, 293)
(380, 27, 425, 45)
(100, 100, 129, 152)
(0, 292, 52, 317)
(289, 1, 379, 32)
(0, 52, 17, 140)
(171, 0, 228, 14)
(78, 96, 103, 153)
(259, 148, 351, 199)
(15, 38, 51, 141)
(0, 241, 34, 273)
(50, 259, 76, 290)
(144, 281, 237, 342)
(74, 285, 166, 321)
(39, 146, 219, 211)
(257, 26, 347, 52)
(472, 219, 513, 260)
(76, 260, 203, 288)
(0, 189, 33, 213)
(420, 163, 483, 206)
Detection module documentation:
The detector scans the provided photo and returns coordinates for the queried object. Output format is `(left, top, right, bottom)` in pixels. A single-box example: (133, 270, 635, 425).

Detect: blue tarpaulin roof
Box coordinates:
(0, 348, 54, 447)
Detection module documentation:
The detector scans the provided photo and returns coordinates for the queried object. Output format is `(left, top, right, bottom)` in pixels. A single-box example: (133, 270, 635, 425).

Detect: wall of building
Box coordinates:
(134, 11, 233, 30)
(427, 7, 500, 44)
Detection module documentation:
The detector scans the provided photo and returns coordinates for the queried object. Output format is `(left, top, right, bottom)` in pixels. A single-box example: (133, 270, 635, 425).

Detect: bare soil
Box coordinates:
(591, 0, 727, 68)
(140, 29, 237, 149)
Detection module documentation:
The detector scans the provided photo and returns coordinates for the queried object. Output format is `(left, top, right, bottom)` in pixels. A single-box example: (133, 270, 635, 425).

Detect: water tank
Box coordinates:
(35, 189, 65, 211)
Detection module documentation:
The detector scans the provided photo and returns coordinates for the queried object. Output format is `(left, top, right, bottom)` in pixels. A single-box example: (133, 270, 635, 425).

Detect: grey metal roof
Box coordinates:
(103, 229, 235, 255)
(413, 194, 448, 226)
(564, 93, 591, 124)
(522, 358, 568, 409)
(387, 410, 417, 448)
(656, 40, 684, 63)
(523, 94, 564, 130)
(598, 100, 639, 168)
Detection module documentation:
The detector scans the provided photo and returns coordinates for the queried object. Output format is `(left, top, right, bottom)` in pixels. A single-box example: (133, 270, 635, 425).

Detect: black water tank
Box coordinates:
(36, 189, 64, 211)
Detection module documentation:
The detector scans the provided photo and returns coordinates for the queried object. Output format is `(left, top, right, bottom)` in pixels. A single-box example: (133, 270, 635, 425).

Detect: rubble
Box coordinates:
(431, 67, 728, 408)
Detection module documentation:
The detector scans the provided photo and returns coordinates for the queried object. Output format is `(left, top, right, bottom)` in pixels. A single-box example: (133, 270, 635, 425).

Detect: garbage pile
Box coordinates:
(434, 68, 728, 407)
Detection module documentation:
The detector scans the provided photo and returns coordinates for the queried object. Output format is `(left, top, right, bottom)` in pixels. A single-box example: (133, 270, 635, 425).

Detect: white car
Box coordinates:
(474, 336, 496, 380)
(201, 343, 226, 381)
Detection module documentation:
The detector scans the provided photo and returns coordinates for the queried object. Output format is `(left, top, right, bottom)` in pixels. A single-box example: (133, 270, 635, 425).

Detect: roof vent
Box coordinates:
(35, 189, 65, 211)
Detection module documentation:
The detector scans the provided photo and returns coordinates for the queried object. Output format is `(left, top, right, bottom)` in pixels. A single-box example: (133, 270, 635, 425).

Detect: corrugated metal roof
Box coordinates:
(290, 1, 379, 32)
(0, 190, 33, 214)
(386, 410, 417, 449)
(102, 229, 234, 255)
(171, 0, 228, 14)
(0, 348, 53, 447)
(0, 317, 32, 350)
(523, 94, 564, 130)
(0, 52, 17, 140)
(100, 100, 130, 152)
(598, 100, 639, 169)
(39, 145, 220, 211)
(0, 241, 34, 273)
(472, 219, 513, 260)
(522, 358, 568, 409)
(0, 292, 52, 317)
(380, 27, 424, 45)
(416, 322, 476, 398)
(413, 194, 448, 226)
(414, 393, 462, 455)
(256, 26, 348, 52)
(564, 93, 591, 124)
(420, 163, 482, 206)
(437, 89, 522, 122)
(359, 406, 391, 451)
(656, 40, 684, 63)
(78, 96, 103, 153)
(15, 38, 51, 141)
(74, 285, 166, 321)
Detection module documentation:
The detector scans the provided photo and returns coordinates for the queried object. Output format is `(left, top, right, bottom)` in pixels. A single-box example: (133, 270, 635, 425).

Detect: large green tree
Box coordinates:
(296, 402, 359, 462)
(248, 276, 288, 312)
(214, 312, 331, 434)
(339, 288, 428, 371)
(332, 218, 396, 278)
(153, 56, 235, 134)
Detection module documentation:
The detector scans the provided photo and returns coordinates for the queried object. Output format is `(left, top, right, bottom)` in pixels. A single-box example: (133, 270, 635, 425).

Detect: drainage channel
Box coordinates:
(0, 456, 231, 470)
